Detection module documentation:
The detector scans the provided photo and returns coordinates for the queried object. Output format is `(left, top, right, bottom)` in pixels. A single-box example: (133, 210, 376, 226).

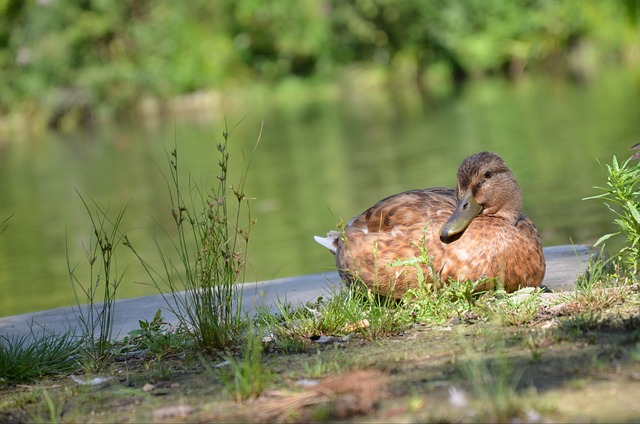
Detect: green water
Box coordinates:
(1, 70, 639, 316)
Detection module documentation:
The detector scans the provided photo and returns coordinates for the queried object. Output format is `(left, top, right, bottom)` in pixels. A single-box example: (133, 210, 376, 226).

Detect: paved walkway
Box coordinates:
(0, 245, 593, 341)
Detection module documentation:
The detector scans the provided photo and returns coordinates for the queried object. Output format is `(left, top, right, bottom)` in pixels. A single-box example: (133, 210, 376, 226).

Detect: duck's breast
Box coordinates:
(437, 215, 545, 290)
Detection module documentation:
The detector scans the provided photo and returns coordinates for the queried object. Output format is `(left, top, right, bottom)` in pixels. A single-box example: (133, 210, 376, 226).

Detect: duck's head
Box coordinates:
(440, 152, 522, 241)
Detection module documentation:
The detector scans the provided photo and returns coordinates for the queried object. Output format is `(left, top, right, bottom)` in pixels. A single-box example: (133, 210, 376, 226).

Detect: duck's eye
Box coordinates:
(484, 171, 493, 179)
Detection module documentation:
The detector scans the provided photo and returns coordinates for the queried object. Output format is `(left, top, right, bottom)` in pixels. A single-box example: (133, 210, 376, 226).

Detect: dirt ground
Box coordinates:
(2, 295, 640, 423)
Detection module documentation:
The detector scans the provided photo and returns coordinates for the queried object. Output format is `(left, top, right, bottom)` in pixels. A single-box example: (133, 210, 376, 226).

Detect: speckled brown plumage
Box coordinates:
(315, 152, 545, 298)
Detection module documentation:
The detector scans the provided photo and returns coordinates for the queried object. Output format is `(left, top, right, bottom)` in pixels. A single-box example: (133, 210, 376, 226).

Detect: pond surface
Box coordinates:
(1, 69, 639, 316)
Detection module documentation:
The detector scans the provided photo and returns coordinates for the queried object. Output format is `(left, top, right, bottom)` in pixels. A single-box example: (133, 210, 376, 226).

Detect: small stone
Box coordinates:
(152, 405, 193, 419)
(214, 360, 230, 368)
(142, 383, 155, 392)
(311, 335, 341, 344)
(70, 375, 114, 386)
(295, 379, 319, 387)
(448, 386, 468, 408)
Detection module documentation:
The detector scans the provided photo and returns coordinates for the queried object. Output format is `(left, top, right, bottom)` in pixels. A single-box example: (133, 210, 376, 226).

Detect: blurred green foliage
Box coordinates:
(1, 0, 638, 129)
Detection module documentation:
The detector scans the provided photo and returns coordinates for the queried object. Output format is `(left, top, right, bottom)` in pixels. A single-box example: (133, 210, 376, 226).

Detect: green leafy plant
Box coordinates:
(124, 309, 187, 358)
(584, 153, 640, 276)
(67, 195, 130, 369)
(129, 123, 259, 351)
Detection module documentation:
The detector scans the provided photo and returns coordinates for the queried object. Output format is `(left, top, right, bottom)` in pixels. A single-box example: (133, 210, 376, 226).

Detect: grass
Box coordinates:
(484, 287, 544, 326)
(122, 309, 189, 359)
(557, 310, 603, 338)
(0, 330, 80, 385)
(127, 122, 260, 352)
(255, 282, 410, 351)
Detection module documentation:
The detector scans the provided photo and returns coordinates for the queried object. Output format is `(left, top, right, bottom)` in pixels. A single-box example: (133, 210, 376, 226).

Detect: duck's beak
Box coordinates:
(440, 191, 482, 240)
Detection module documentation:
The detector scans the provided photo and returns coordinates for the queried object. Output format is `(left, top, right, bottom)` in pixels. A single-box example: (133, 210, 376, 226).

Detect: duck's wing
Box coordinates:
(314, 188, 456, 254)
(348, 188, 456, 234)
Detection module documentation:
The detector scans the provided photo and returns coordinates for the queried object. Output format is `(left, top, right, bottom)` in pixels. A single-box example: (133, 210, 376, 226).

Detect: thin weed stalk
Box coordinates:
(128, 123, 259, 351)
(0, 214, 13, 237)
(67, 195, 129, 367)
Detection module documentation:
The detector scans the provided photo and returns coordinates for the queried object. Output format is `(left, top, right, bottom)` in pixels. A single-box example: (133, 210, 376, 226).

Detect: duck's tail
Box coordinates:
(313, 230, 340, 254)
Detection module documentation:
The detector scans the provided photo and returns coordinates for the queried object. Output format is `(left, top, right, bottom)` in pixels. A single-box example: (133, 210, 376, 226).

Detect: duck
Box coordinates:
(314, 151, 545, 298)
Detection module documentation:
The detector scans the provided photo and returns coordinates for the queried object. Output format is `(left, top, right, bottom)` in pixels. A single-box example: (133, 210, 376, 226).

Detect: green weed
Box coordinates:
(319, 283, 408, 339)
(584, 152, 640, 276)
(5, 388, 41, 411)
(269, 334, 308, 354)
(384, 225, 494, 324)
(572, 276, 635, 316)
(143, 360, 173, 382)
(67, 195, 130, 369)
(387, 224, 438, 289)
(123, 309, 189, 358)
(128, 123, 259, 351)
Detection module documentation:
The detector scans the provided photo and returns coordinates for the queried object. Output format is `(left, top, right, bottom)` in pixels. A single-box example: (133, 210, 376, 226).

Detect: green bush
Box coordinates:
(1, 0, 638, 127)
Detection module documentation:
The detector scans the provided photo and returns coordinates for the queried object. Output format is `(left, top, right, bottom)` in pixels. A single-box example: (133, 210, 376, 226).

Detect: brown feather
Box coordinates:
(319, 152, 546, 298)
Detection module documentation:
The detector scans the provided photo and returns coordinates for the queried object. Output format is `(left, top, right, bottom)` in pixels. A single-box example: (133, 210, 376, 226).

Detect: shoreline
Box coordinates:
(0, 244, 592, 342)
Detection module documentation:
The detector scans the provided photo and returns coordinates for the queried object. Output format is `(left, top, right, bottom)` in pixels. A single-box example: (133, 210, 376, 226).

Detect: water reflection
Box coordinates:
(1, 69, 639, 316)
